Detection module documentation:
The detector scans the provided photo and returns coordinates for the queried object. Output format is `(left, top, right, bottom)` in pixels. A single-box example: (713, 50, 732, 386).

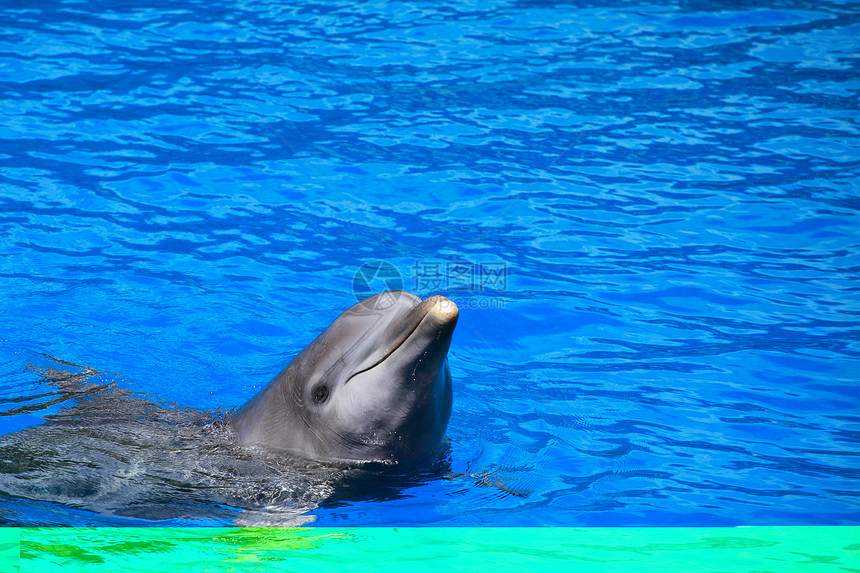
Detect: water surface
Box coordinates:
(0, 0, 858, 526)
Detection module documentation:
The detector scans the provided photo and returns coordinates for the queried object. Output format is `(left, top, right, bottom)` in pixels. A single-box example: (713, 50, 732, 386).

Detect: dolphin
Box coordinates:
(231, 291, 458, 464)
(0, 291, 459, 525)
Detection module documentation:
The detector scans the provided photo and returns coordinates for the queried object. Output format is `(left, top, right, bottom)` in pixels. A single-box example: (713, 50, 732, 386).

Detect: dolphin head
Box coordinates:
(231, 291, 457, 464)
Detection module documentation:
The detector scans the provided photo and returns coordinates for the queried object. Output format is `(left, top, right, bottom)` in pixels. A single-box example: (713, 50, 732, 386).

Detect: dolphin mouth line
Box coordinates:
(343, 300, 434, 385)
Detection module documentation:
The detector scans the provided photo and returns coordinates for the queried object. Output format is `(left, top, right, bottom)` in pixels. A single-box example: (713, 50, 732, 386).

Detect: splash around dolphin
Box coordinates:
(231, 291, 458, 464)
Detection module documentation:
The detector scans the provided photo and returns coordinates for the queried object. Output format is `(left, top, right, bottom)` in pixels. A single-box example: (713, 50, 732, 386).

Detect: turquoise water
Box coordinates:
(6, 526, 860, 572)
(1, 0, 859, 527)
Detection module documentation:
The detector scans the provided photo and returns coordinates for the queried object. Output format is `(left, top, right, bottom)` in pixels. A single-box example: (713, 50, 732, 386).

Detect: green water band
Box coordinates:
(3, 526, 858, 572)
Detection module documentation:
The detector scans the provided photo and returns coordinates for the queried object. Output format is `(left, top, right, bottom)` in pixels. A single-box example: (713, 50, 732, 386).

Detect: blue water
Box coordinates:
(1, 0, 859, 527)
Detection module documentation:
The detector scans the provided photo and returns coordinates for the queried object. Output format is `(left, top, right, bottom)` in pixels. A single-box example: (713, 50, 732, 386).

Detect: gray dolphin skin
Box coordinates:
(231, 291, 458, 464)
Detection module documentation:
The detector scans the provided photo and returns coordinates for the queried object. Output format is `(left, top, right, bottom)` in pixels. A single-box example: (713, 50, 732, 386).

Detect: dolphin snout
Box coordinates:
(422, 295, 458, 327)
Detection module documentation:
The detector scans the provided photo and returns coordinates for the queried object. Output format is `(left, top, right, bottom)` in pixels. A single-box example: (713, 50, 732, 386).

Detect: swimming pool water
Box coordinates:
(0, 0, 858, 527)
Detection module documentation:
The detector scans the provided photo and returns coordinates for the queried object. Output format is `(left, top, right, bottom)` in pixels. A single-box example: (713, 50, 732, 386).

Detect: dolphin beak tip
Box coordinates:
(427, 295, 459, 325)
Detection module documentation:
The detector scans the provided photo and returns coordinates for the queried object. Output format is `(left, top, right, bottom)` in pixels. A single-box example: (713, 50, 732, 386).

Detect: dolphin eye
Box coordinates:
(312, 384, 329, 405)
